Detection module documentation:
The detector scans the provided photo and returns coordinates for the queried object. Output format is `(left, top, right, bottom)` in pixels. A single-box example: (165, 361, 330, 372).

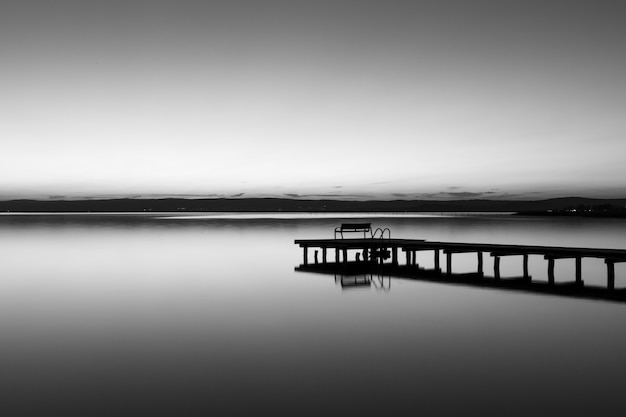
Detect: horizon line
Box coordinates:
(2, 195, 626, 203)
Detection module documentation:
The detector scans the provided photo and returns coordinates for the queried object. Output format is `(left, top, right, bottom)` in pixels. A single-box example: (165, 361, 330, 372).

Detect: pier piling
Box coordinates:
(494, 255, 501, 280)
(547, 257, 555, 285)
(523, 254, 529, 282)
(606, 260, 615, 290)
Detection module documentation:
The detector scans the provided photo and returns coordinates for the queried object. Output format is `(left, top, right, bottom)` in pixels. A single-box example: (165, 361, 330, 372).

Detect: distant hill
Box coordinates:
(1, 197, 626, 214)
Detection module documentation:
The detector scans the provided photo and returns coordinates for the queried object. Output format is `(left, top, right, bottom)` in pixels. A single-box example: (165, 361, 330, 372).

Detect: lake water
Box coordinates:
(0, 213, 625, 416)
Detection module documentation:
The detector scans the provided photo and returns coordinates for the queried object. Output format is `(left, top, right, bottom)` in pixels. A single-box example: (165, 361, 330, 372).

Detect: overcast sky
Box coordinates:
(1, 0, 625, 201)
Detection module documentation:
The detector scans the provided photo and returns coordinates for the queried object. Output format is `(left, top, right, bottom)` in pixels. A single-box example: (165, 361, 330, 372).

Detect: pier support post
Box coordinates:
(335, 248, 339, 263)
(303, 247, 308, 265)
(446, 252, 452, 277)
(322, 247, 327, 264)
(606, 260, 615, 290)
(392, 247, 398, 266)
(314, 250, 319, 265)
(548, 258, 555, 285)
(434, 250, 440, 273)
(477, 251, 483, 277)
(405, 250, 411, 266)
(523, 254, 529, 282)
(575, 257, 582, 285)
(412, 250, 417, 266)
(494, 256, 501, 280)
(342, 248, 348, 264)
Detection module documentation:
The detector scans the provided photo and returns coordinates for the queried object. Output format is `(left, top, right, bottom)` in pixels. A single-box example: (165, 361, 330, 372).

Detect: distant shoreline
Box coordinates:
(514, 211, 626, 218)
(1, 197, 626, 215)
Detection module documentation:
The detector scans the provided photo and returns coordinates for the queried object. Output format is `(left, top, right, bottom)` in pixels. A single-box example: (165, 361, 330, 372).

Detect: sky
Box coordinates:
(1, 0, 625, 201)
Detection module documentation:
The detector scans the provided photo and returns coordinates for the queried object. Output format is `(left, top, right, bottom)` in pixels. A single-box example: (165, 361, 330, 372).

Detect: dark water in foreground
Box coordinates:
(0, 213, 625, 416)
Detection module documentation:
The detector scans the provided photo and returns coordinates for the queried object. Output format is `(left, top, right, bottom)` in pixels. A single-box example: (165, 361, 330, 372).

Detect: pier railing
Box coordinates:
(372, 227, 391, 240)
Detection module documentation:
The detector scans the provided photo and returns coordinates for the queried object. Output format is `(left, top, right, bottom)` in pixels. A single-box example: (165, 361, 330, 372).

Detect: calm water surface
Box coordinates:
(0, 213, 625, 415)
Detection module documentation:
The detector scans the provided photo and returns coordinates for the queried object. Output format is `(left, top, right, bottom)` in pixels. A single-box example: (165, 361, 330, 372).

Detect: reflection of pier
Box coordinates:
(294, 237, 626, 302)
(301, 261, 392, 291)
(334, 272, 391, 291)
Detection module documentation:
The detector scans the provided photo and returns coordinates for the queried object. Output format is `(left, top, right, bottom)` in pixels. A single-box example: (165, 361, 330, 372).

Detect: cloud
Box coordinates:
(408, 191, 508, 200)
(314, 194, 376, 199)
(282, 193, 376, 200)
(446, 192, 493, 198)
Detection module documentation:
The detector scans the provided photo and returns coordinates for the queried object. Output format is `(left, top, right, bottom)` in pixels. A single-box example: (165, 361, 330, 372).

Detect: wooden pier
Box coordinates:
(294, 236, 626, 301)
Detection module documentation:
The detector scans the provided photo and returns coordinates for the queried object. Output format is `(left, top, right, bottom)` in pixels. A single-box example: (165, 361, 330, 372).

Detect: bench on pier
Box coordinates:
(334, 223, 372, 239)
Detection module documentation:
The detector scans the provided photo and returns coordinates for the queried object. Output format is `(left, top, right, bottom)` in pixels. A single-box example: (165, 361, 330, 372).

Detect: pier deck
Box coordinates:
(295, 238, 626, 259)
(294, 238, 626, 300)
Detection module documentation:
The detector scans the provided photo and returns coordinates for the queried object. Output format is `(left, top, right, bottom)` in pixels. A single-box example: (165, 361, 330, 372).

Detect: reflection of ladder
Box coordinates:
(372, 274, 391, 291)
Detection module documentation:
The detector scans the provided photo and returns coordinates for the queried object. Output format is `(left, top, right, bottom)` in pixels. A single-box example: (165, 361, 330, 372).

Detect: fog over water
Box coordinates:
(0, 213, 624, 415)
